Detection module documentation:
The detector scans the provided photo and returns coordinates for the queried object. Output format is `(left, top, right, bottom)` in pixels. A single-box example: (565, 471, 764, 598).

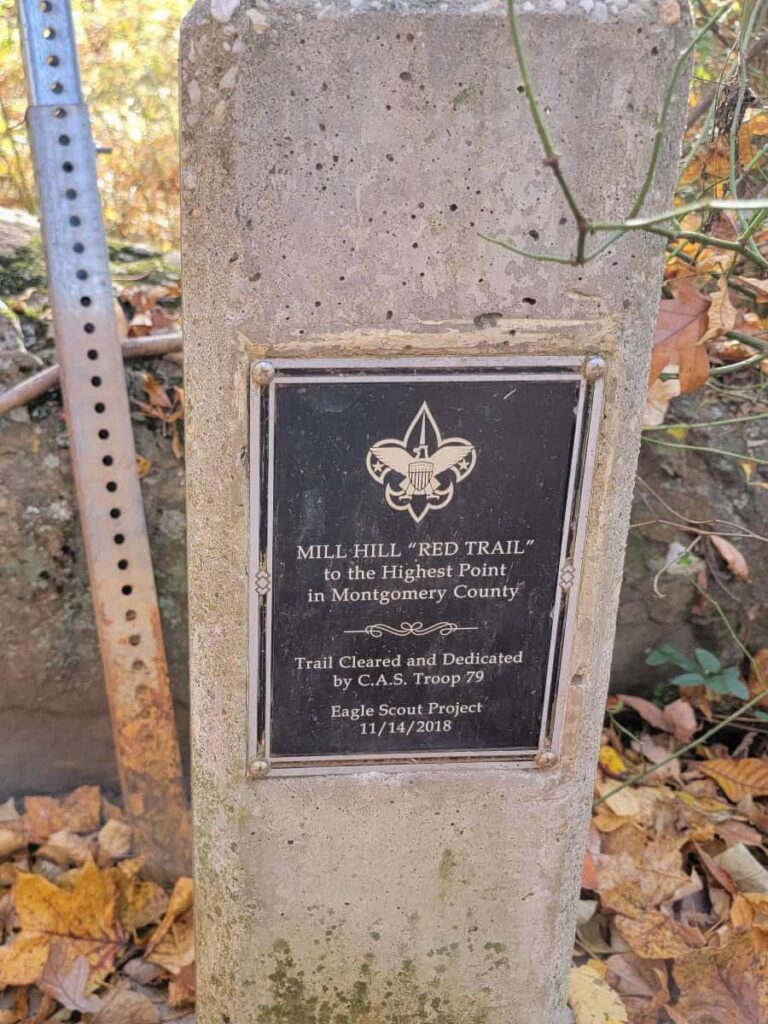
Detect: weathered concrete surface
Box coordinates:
(181, 1, 690, 1022)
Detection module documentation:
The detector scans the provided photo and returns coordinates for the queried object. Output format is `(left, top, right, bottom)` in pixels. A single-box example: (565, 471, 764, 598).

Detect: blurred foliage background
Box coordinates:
(0, 0, 185, 249)
(0, 0, 766, 269)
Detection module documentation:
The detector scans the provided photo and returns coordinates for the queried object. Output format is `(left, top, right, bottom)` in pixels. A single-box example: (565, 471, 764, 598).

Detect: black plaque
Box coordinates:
(250, 361, 601, 769)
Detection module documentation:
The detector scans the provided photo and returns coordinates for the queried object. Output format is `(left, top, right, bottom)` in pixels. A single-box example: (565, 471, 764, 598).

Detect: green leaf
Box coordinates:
(720, 665, 748, 699)
(671, 672, 707, 688)
(695, 648, 721, 675)
(646, 644, 698, 672)
(706, 675, 733, 695)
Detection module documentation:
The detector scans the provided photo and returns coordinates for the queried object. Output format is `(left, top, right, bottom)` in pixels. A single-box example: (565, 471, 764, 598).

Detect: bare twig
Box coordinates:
(493, 1, 741, 265)
(0, 332, 183, 417)
(643, 433, 768, 464)
(505, 0, 588, 249)
(643, 411, 768, 430)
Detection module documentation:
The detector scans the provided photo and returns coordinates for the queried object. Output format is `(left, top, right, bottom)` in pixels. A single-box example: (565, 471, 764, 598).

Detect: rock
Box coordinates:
(0, 207, 39, 258)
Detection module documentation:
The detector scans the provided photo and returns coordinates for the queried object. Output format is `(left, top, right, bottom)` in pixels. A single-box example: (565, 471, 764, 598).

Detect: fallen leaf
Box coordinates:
(122, 957, 164, 985)
(737, 276, 768, 299)
(716, 818, 764, 848)
(146, 908, 194, 975)
(578, 899, 599, 926)
(650, 279, 710, 394)
(616, 695, 669, 733)
(168, 962, 196, 1008)
(110, 860, 168, 935)
(700, 276, 738, 344)
(583, 850, 598, 890)
(731, 892, 768, 932)
(604, 953, 669, 1019)
(668, 930, 768, 1023)
(592, 809, 635, 835)
(91, 988, 159, 1024)
(748, 650, 768, 710)
(715, 844, 768, 893)
(643, 374, 681, 428)
(694, 842, 738, 895)
(637, 735, 681, 784)
(616, 694, 697, 744)
(595, 782, 640, 819)
(0, 800, 19, 824)
(144, 876, 192, 958)
(37, 830, 91, 868)
(0, 859, 123, 987)
(98, 820, 132, 863)
(599, 746, 627, 776)
(709, 534, 749, 581)
(18, 787, 101, 842)
(614, 911, 705, 959)
(140, 372, 172, 410)
(0, 830, 26, 860)
(593, 835, 696, 917)
(663, 699, 698, 743)
(568, 959, 628, 1024)
(38, 944, 102, 1013)
(699, 759, 768, 802)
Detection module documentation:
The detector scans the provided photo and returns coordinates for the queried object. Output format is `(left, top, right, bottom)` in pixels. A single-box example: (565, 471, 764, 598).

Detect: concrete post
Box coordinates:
(181, 1, 690, 1021)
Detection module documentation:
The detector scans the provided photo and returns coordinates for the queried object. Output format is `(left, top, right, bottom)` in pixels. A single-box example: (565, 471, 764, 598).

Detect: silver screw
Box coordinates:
(582, 356, 606, 381)
(248, 758, 270, 778)
(252, 361, 275, 387)
(534, 751, 559, 770)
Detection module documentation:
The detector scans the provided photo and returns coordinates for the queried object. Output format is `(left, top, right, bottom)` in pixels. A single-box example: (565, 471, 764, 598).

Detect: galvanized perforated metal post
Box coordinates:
(17, 0, 190, 882)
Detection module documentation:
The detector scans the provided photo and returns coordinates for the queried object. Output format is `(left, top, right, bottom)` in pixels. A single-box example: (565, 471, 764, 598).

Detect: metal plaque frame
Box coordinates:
(248, 356, 604, 776)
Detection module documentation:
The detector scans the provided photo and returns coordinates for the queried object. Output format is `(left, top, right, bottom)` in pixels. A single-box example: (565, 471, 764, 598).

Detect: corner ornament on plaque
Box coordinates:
(366, 402, 476, 523)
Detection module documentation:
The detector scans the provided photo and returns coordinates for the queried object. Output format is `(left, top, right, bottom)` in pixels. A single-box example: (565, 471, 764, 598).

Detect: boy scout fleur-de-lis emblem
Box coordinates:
(366, 403, 477, 523)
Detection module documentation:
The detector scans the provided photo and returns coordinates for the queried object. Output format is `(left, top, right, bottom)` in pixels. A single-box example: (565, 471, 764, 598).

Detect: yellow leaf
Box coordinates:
(110, 860, 168, 936)
(592, 809, 633, 834)
(0, 934, 50, 987)
(568, 960, 628, 1024)
(0, 859, 123, 987)
(744, 110, 768, 136)
(146, 909, 194, 974)
(599, 746, 627, 775)
(144, 876, 193, 957)
(699, 758, 768, 803)
(615, 911, 705, 959)
(676, 789, 732, 819)
(731, 893, 768, 930)
(666, 424, 690, 441)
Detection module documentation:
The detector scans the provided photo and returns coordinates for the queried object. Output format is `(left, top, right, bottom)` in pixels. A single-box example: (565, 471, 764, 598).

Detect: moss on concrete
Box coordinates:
(256, 940, 491, 1024)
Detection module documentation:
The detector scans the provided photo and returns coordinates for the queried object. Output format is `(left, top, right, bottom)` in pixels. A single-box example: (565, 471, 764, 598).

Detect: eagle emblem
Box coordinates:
(366, 403, 476, 523)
